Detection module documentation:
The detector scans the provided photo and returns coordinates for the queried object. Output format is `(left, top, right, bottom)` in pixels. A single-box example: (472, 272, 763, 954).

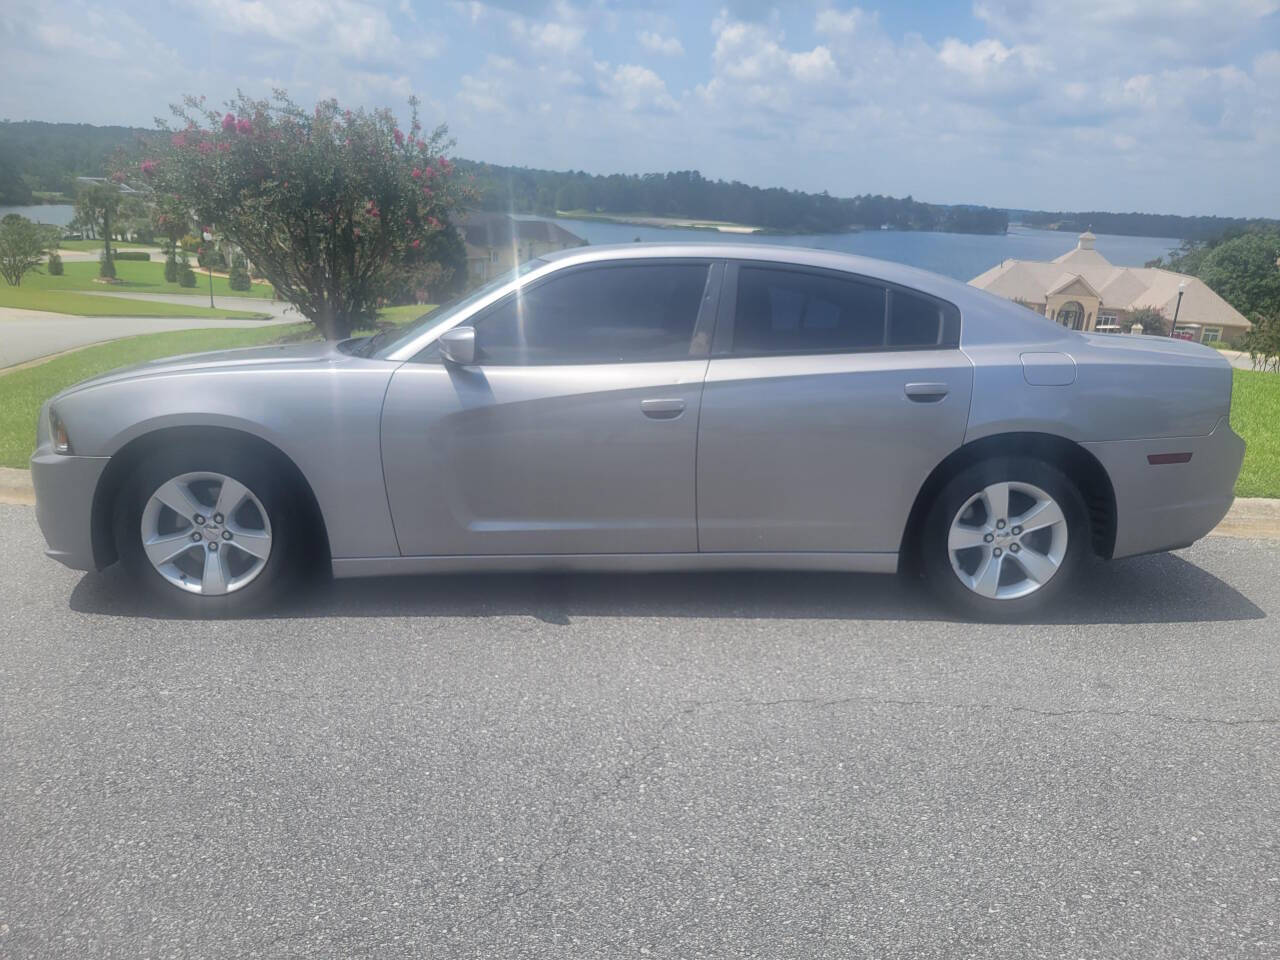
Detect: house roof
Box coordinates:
(459, 212, 583, 250)
(970, 232, 1251, 330)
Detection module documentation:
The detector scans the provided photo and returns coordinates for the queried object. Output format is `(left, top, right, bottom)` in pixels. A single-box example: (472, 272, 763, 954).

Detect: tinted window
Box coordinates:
(473, 263, 709, 364)
(733, 267, 886, 354)
(888, 289, 944, 346)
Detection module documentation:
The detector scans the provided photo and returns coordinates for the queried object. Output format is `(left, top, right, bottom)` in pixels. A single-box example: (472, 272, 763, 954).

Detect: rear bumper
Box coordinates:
(30, 446, 109, 571)
(1083, 417, 1245, 559)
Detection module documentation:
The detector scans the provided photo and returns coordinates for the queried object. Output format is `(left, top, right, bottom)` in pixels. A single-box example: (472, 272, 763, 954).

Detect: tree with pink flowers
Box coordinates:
(139, 90, 467, 339)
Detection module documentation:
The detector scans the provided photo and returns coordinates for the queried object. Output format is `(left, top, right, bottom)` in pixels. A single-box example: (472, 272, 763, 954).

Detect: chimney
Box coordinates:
(1078, 229, 1096, 251)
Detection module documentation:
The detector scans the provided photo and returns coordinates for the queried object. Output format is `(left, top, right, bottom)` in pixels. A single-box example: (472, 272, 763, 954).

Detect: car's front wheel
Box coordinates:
(114, 445, 301, 615)
(921, 456, 1089, 621)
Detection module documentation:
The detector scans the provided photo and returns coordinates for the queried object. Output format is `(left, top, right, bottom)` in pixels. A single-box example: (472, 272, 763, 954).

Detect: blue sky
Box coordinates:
(2, 0, 1278, 217)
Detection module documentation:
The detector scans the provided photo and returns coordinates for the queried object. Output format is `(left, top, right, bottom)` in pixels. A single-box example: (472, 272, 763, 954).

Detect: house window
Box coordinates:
(1201, 327, 1222, 343)
(1099, 312, 1117, 325)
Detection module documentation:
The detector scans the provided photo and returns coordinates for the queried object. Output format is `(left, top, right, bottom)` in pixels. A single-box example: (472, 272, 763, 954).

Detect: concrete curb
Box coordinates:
(2, 466, 1278, 539)
(0, 467, 35, 506)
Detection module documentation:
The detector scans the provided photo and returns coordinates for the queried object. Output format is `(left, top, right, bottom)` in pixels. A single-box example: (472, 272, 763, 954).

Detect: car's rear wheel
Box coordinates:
(115, 446, 301, 616)
(921, 456, 1089, 621)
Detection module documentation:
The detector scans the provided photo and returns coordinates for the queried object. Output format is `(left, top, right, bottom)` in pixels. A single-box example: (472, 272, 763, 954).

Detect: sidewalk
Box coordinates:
(2, 465, 1277, 538)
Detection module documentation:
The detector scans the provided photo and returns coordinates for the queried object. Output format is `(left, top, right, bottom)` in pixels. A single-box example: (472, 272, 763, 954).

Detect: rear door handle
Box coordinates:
(640, 398, 686, 419)
(904, 382, 949, 403)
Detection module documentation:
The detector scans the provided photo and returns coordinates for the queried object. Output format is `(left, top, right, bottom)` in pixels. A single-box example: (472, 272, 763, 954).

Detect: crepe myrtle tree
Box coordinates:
(139, 90, 467, 340)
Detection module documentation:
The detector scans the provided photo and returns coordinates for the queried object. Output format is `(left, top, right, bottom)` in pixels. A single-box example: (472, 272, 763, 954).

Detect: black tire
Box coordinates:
(113, 443, 304, 617)
(920, 456, 1090, 622)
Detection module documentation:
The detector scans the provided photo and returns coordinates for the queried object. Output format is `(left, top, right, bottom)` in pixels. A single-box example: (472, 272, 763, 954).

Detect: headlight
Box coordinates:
(49, 406, 73, 455)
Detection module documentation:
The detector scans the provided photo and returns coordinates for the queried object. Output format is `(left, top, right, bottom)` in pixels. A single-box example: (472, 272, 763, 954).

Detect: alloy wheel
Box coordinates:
(139, 471, 273, 596)
(947, 481, 1068, 601)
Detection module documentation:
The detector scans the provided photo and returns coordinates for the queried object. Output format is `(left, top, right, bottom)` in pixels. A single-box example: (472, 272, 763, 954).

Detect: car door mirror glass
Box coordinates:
(439, 327, 476, 365)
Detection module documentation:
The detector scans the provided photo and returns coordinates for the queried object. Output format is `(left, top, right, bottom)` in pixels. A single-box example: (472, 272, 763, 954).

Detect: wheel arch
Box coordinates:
(90, 425, 331, 571)
(899, 432, 1117, 570)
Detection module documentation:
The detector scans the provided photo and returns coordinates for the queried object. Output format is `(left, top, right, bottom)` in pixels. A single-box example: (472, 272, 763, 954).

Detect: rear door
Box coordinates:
(381, 259, 722, 556)
(696, 263, 973, 554)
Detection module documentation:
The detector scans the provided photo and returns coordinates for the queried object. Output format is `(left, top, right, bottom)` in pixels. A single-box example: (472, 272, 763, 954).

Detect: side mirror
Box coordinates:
(438, 327, 476, 365)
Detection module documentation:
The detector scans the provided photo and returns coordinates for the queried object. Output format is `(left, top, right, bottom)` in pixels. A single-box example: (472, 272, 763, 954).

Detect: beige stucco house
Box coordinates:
(461, 213, 584, 284)
(970, 231, 1251, 344)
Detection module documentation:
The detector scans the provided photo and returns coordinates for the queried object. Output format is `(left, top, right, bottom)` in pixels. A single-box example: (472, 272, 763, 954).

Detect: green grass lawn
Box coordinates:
(18, 259, 275, 298)
(0, 324, 312, 468)
(373, 303, 436, 326)
(1231, 368, 1280, 498)
(0, 285, 266, 319)
(0, 308, 425, 467)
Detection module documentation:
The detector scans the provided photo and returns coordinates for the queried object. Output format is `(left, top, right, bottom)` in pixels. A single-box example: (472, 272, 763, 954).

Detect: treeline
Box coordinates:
(459, 161, 1009, 235)
(0, 120, 146, 202)
(1016, 209, 1279, 243)
(6, 121, 1271, 241)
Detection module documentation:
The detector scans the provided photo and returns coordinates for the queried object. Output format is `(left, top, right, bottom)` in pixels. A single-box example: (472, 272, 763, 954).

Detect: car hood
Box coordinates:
(54, 341, 345, 400)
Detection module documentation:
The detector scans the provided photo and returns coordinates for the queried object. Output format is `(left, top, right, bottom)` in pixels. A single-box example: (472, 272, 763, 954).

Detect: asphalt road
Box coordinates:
(0, 308, 291, 369)
(2, 502, 1278, 958)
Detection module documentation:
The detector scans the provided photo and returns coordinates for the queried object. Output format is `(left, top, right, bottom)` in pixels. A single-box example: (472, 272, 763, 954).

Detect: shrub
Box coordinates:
(164, 252, 179, 282)
(47, 251, 64, 275)
(228, 256, 251, 291)
(113, 250, 150, 261)
(196, 247, 227, 270)
(0, 214, 51, 286)
(178, 252, 197, 287)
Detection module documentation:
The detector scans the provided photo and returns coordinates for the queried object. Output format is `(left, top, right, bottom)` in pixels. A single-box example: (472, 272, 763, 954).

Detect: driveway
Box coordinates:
(82, 292, 299, 320)
(0, 306, 294, 369)
(1, 502, 1277, 958)
(1219, 349, 1276, 372)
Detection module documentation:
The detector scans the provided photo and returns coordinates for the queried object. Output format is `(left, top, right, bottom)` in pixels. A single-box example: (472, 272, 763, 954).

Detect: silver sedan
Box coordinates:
(31, 243, 1244, 620)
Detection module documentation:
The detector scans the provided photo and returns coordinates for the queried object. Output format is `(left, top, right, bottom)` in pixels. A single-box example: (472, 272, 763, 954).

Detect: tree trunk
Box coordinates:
(315, 303, 340, 341)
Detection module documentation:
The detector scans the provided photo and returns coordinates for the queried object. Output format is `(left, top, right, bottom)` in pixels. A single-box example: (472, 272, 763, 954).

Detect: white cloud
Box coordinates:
(0, 0, 1275, 217)
(605, 64, 678, 112)
(638, 29, 684, 56)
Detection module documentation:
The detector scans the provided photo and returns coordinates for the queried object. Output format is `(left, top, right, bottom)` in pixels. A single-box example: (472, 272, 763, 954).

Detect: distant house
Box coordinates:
(970, 231, 1251, 344)
(460, 213, 584, 284)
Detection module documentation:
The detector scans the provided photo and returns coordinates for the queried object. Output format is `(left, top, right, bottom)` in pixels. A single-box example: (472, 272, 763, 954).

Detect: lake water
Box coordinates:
(2, 204, 1181, 282)
(540, 217, 1180, 282)
(0, 204, 77, 227)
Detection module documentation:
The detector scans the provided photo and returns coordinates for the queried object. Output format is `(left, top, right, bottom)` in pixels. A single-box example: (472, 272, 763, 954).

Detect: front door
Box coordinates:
(697, 263, 973, 554)
(381, 260, 720, 556)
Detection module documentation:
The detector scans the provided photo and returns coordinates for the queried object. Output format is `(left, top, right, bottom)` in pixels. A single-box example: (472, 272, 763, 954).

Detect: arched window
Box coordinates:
(1057, 300, 1085, 330)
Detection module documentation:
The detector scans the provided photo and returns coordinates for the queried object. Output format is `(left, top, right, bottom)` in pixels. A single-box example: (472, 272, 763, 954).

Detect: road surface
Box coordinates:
(2, 503, 1277, 958)
(0, 303, 293, 369)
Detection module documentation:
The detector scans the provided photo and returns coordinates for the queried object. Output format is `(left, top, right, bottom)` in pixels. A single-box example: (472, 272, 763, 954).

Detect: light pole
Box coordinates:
(1169, 280, 1186, 337)
(202, 229, 215, 308)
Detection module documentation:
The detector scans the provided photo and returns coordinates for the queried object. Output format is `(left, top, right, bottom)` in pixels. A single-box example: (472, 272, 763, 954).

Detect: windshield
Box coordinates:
(372, 259, 547, 359)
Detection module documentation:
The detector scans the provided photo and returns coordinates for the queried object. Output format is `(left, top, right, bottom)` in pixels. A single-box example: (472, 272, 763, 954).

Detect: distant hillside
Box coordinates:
(0, 120, 149, 201)
(3, 120, 1269, 241)
(1009, 208, 1278, 243)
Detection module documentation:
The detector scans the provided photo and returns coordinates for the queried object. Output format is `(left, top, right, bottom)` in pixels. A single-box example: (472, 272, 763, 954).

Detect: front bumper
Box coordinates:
(1083, 417, 1245, 559)
(30, 446, 109, 571)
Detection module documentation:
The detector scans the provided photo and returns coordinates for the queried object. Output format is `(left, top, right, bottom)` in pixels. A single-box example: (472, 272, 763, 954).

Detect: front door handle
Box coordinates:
(640, 398, 686, 420)
(904, 382, 949, 403)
